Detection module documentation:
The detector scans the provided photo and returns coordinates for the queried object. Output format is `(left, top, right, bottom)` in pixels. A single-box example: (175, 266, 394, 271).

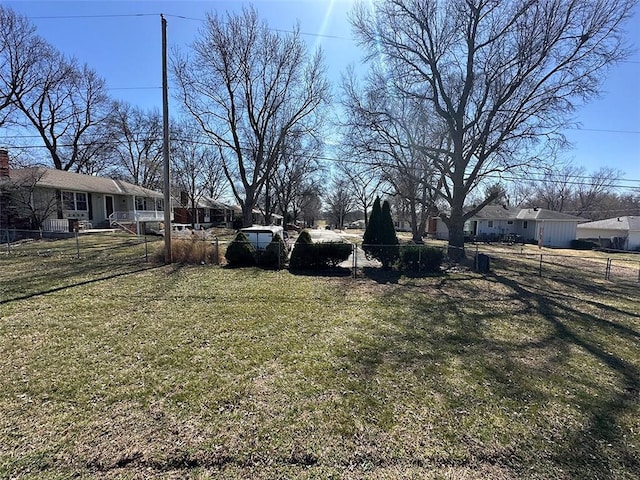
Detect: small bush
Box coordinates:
(225, 232, 256, 267)
(571, 239, 599, 250)
(399, 244, 444, 273)
(153, 238, 221, 264)
(260, 234, 288, 269)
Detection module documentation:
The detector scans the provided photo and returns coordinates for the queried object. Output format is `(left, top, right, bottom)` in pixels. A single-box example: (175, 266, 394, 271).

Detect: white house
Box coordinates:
(576, 216, 640, 251)
(432, 205, 585, 247)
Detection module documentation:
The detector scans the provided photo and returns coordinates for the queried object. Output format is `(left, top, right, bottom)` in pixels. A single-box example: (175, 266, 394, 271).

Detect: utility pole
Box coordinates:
(161, 14, 172, 263)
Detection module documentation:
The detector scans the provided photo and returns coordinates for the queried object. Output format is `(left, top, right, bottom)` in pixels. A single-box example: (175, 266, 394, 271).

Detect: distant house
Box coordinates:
(0, 149, 165, 234)
(432, 205, 585, 247)
(576, 216, 640, 251)
(172, 194, 235, 229)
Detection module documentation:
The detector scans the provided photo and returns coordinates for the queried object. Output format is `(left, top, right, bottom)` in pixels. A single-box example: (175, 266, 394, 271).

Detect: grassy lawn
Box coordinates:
(0, 239, 638, 479)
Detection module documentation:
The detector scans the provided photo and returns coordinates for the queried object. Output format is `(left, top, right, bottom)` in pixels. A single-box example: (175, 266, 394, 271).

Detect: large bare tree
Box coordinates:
(0, 5, 45, 127)
(13, 51, 114, 173)
(173, 6, 329, 227)
(352, 0, 635, 259)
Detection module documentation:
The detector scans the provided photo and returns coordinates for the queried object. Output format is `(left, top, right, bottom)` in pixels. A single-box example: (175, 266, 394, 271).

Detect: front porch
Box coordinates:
(109, 210, 172, 234)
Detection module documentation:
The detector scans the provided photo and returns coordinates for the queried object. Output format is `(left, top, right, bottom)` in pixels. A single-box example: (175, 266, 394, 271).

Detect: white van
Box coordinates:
(240, 225, 289, 251)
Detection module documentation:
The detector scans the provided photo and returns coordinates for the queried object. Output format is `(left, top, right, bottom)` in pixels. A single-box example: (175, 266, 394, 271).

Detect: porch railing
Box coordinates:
(109, 210, 170, 225)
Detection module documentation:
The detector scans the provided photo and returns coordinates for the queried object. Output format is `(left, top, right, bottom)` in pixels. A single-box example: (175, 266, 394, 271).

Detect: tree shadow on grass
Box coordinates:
(335, 270, 639, 478)
(0, 261, 163, 305)
(488, 272, 639, 478)
(288, 266, 352, 278)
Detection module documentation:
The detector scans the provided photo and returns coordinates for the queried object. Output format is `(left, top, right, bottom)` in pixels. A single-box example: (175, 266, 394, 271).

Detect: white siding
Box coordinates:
(537, 221, 578, 247)
(576, 227, 622, 240)
(436, 219, 449, 240)
(628, 231, 640, 250)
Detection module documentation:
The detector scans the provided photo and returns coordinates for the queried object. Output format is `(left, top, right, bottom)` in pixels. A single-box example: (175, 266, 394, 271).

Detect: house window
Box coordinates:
(136, 197, 152, 210)
(155, 199, 164, 211)
(523, 221, 528, 229)
(507, 220, 513, 225)
(62, 191, 88, 211)
(488, 220, 494, 228)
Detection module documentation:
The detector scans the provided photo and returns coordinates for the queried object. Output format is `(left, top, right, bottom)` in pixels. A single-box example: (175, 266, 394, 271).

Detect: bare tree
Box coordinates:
(325, 175, 356, 229)
(352, 0, 635, 259)
(528, 165, 582, 212)
(0, 6, 47, 127)
(171, 121, 227, 227)
(299, 187, 323, 227)
(339, 160, 382, 229)
(525, 165, 623, 218)
(2, 167, 58, 229)
(575, 167, 623, 217)
(341, 69, 442, 242)
(173, 6, 330, 227)
(269, 130, 324, 224)
(14, 52, 114, 173)
(107, 102, 163, 188)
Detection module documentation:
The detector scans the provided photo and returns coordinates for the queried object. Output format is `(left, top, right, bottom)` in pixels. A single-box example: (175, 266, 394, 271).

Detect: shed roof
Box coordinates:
(576, 216, 640, 232)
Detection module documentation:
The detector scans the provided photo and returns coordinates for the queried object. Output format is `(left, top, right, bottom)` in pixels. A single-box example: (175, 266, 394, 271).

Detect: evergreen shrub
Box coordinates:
(225, 231, 256, 267)
(289, 229, 314, 269)
(260, 233, 288, 269)
(363, 197, 399, 269)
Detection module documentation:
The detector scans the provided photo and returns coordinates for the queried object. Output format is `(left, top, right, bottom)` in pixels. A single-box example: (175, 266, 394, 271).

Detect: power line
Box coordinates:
(26, 12, 349, 41)
(29, 13, 161, 19)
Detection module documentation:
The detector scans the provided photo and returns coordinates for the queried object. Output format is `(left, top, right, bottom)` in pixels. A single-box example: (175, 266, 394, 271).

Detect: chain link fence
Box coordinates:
(2, 229, 638, 291)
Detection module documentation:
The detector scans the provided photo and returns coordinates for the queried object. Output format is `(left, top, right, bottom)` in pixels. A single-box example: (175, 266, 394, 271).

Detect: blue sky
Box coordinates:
(3, 0, 640, 187)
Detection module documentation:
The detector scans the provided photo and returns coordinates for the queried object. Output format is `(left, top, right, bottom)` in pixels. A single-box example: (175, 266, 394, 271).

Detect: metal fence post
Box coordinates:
(144, 234, 148, 262)
(605, 258, 611, 280)
(215, 237, 219, 265)
(75, 229, 80, 259)
(539, 254, 543, 277)
(352, 243, 357, 278)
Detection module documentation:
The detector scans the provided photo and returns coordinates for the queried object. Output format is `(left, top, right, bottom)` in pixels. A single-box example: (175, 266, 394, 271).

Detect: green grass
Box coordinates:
(0, 238, 638, 479)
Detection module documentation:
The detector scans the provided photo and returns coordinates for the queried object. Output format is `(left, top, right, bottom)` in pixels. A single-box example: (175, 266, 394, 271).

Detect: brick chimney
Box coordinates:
(0, 148, 9, 178)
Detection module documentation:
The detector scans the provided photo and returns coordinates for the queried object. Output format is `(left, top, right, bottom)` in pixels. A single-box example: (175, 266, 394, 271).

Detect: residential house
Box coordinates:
(172, 194, 235, 229)
(0, 149, 166, 234)
(576, 216, 640, 251)
(432, 205, 585, 247)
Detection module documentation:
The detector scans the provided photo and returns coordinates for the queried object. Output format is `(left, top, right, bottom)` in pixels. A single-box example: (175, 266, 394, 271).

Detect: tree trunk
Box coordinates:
(242, 189, 255, 227)
(446, 210, 466, 261)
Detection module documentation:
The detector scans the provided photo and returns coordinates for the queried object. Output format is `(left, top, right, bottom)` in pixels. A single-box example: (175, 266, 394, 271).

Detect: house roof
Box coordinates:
(470, 205, 520, 220)
(516, 208, 585, 222)
(576, 216, 640, 232)
(9, 167, 163, 198)
(468, 205, 584, 222)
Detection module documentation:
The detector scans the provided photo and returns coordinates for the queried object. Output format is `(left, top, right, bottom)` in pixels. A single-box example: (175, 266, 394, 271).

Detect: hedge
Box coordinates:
(399, 245, 444, 273)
